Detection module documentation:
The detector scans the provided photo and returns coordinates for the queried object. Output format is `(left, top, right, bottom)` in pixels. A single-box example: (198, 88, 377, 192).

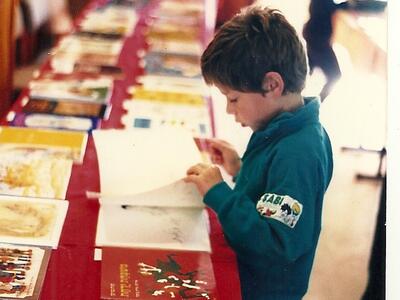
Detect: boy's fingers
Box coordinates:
(211, 155, 223, 164)
(186, 163, 208, 175)
(184, 175, 200, 184)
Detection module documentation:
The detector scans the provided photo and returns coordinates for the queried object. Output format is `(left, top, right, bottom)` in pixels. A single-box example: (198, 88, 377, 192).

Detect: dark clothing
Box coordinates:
(303, 0, 348, 101)
(204, 99, 333, 299)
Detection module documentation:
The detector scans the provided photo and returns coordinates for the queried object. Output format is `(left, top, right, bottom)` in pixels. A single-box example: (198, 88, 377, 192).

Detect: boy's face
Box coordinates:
(216, 84, 283, 131)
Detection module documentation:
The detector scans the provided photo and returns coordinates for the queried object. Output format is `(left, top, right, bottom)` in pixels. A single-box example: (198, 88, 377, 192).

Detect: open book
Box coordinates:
(93, 127, 211, 252)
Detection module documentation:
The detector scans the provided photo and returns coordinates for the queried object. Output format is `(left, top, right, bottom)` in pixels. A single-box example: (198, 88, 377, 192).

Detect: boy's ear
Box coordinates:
(262, 72, 284, 96)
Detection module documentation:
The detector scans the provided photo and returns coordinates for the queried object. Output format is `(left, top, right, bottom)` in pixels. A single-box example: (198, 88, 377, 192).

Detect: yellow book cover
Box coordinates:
(0, 126, 88, 164)
(127, 86, 205, 106)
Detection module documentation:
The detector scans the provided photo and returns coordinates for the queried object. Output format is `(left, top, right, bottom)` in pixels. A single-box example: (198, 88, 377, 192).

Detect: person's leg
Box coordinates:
(317, 45, 341, 101)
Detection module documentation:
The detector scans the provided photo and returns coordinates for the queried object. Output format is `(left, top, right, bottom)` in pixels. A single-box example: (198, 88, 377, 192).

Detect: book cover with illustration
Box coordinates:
(77, 5, 138, 38)
(0, 126, 88, 164)
(0, 243, 51, 300)
(128, 86, 206, 106)
(29, 78, 113, 104)
(142, 52, 201, 79)
(121, 99, 211, 137)
(11, 113, 99, 132)
(0, 147, 72, 199)
(22, 98, 109, 119)
(101, 247, 218, 299)
(0, 195, 69, 248)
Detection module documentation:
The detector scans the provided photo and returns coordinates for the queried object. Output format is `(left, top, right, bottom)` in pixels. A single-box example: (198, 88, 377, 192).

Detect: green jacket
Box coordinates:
(204, 98, 333, 299)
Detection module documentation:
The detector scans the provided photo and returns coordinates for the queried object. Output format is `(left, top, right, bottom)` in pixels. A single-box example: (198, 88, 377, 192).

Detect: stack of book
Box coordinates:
(0, 122, 87, 299)
(8, 0, 146, 132)
(93, 1, 219, 298)
(121, 0, 214, 138)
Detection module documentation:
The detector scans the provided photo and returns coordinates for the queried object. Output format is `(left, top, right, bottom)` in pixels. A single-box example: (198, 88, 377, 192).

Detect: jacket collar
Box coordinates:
(244, 97, 320, 156)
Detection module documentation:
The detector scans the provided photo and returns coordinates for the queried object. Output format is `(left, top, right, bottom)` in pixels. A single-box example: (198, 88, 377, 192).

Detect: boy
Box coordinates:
(185, 6, 333, 300)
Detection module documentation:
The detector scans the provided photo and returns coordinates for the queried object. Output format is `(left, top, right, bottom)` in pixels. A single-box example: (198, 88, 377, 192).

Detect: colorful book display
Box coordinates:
(0, 244, 51, 299)
(0, 0, 220, 298)
(101, 247, 218, 299)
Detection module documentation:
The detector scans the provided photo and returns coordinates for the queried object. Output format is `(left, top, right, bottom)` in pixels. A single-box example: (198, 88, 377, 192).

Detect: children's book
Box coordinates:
(29, 78, 113, 104)
(72, 63, 124, 79)
(128, 86, 206, 106)
(50, 35, 123, 75)
(11, 113, 99, 132)
(121, 99, 211, 137)
(54, 35, 123, 56)
(0, 147, 72, 199)
(93, 127, 211, 252)
(78, 6, 138, 38)
(93, 127, 202, 196)
(96, 205, 211, 252)
(142, 52, 201, 79)
(0, 243, 51, 299)
(100, 247, 218, 299)
(0, 126, 88, 164)
(144, 26, 200, 42)
(22, 98, 109, 119)
(0, 195, 69, 248)
(136, 75, 208, 95)
(146, 39, 203, 56)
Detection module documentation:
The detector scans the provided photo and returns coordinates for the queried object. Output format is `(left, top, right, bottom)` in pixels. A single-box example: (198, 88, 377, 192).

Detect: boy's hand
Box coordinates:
(184, 163, 223, 196)
(207, 139, 241, 177)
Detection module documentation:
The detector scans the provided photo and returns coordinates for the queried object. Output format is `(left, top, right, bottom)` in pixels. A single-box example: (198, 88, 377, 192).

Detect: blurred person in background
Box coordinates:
(302, 0, 348, 101)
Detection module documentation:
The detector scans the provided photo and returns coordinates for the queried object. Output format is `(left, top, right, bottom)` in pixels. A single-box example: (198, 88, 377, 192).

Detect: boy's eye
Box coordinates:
(228, 98, 238, 103)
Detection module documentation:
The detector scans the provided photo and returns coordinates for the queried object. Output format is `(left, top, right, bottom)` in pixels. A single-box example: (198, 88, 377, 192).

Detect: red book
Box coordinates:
(101, 247, 219, 299)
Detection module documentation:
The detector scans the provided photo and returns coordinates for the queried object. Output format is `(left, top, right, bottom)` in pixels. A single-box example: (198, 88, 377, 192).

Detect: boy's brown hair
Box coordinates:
(201, 6, 307, 94)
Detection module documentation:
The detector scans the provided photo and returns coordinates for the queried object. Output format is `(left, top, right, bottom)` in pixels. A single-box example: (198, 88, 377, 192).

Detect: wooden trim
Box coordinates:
(0, 0, 16, 117)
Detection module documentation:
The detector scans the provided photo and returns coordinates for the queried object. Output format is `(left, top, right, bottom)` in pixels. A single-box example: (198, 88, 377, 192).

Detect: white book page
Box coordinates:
(100, 179, 203, 207)
(95, 204, 211, 252)
(93, 127, 202, 196)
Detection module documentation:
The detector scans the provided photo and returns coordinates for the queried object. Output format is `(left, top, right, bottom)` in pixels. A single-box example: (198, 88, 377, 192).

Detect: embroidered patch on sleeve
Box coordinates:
(256, 193, 303, 228)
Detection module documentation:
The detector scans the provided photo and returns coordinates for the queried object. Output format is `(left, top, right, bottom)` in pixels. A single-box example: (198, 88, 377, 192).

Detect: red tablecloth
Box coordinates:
(3, 1, 242, 298)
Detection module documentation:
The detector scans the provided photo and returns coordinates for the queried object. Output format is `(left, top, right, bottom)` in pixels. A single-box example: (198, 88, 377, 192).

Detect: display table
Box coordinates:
(1, 0, 242, 298)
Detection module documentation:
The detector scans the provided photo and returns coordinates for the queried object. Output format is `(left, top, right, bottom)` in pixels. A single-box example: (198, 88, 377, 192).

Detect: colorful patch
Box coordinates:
(256, 193, 303, 228)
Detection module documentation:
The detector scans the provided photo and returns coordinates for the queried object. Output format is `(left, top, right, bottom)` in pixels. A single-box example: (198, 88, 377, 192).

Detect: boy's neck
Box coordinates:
(279, 93, 304, 113)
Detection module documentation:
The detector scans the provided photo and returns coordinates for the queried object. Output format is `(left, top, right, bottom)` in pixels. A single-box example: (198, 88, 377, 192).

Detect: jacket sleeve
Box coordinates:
(204, 154, 324, 265)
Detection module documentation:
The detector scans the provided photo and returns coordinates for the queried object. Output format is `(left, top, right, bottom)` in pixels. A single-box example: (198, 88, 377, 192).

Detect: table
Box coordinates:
(1, 0, 242, 299)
